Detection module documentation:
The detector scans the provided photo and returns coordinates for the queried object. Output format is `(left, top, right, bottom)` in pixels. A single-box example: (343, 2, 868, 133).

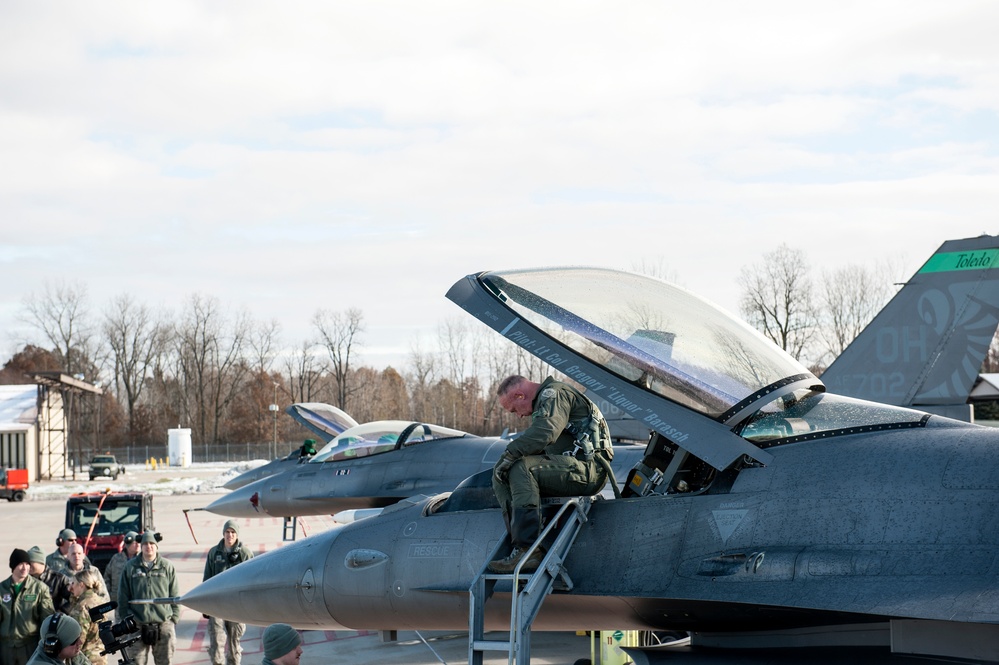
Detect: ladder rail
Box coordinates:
(469, 496, 593, 665)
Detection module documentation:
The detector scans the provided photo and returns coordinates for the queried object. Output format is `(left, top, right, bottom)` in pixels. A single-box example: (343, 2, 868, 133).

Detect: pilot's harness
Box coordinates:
(564, 398, 622, 499)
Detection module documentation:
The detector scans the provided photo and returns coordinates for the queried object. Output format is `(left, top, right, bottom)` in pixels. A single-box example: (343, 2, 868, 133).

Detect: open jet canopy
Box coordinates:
(310, 420, 472, 463)
(447, 267, 928, 470)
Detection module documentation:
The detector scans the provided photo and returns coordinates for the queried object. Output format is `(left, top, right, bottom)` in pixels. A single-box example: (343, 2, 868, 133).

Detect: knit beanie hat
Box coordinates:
(26, 546, 46, 565)
(43, 613, 82, 649)
(9, 548, 30, 569)
(223, 519, 239, 537)
(140, 530, 157, 544)
(262, 623, 301, 659)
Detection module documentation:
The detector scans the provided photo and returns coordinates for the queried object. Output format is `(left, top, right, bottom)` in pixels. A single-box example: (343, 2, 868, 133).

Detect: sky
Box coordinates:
(2, 1, 998, 371)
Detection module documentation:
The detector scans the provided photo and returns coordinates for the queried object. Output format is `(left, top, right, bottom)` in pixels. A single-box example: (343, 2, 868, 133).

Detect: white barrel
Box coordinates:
(168, 428, 192, 467)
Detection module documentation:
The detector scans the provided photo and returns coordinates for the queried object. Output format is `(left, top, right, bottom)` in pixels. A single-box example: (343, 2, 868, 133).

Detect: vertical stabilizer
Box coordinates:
(821, 235, 999, 421)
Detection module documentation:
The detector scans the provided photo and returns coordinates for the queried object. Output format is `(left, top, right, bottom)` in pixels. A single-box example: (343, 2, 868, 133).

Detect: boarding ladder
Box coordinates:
(468, 496, 593, 665)
(282, 516, 298, 541)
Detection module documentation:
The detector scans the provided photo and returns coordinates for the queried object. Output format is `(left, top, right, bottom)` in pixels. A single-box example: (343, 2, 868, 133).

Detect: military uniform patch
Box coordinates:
(539, 387, 557, 401)
(2, 593, 10, 603)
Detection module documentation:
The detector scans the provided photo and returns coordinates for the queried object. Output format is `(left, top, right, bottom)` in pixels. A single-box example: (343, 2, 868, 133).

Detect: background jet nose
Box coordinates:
(203, 482, 266, 518)
(182, 527, 348, 629)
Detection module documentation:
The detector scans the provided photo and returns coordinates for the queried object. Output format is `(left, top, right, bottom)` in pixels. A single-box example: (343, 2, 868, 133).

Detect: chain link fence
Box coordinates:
(73, 441, 300, 467)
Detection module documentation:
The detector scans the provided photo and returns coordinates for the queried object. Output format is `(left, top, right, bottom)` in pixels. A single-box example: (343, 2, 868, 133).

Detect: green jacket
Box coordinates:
(0, 574, 55, 646)
(117, 555, 179, 625)
(505, 377, 608, 459)
(203, 539, 253, 582)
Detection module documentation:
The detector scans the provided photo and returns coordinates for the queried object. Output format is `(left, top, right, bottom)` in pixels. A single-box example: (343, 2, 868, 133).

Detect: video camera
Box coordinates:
(88, 601, 140, 664)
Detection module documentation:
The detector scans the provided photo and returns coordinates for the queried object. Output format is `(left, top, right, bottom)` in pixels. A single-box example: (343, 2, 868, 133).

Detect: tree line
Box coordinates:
(4, 246, 998, 453)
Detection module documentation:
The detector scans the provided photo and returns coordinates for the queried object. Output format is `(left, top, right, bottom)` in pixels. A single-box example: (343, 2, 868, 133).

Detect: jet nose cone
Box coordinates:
(204, 483, 266, 518)
(182, 528, 348, 629)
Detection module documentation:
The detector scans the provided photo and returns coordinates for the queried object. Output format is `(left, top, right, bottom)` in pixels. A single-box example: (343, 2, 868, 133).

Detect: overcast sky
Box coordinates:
(2, 1, 998, 371)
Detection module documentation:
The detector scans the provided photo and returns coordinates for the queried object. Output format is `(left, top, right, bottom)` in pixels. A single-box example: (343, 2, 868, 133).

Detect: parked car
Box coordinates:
(88, 454, 126, 481)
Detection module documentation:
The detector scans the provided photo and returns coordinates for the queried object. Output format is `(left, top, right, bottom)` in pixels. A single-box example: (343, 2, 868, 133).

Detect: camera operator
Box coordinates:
(202, 521, 253, 665)
(67, 569, 107, 665)
(117, 532, 177, 665)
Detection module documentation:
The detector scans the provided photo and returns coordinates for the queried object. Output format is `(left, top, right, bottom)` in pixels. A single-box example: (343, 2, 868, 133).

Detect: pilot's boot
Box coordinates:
(487, 507, 545, 574)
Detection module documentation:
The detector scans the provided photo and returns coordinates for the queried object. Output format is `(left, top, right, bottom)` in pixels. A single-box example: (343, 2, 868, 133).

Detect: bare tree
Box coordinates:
(247, 318, 281, 375)
(102, 294, 169, 442)
(818, 262, 896, 364)
(283, 339, 324, 404)
(312, 307, 365, 411)
(174, 294, 251, 445)
(19, 279, 96, 376)
(738, 244, 818, 362)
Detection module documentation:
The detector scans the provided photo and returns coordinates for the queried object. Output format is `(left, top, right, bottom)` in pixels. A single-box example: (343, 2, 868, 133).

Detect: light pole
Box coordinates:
(269, 382, 279, 459)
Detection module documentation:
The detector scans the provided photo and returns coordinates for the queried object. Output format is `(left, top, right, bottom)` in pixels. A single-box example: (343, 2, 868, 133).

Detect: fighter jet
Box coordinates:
(221, 403, 358, 490)
(185, 257, 999, 663)
(206, 417, 645, 519)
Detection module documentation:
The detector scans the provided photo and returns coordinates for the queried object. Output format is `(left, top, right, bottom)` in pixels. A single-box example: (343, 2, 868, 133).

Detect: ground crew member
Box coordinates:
(203, 521, 253, 665)
(25, 548, 72, 614)
(488, 375, 612, 573)
(25, 613, 85, 665)
(64, 545, 107, 602)
(67, 569, 107, 665)
(117, 531, 178, 665)
(103, 531, 139, 603)
(45, 531, 87, 578)
(1, 549, 55, 665)
(260, 624, 302, 665)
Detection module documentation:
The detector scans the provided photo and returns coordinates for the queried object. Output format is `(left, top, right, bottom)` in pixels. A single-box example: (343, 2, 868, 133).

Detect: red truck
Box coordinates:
(0, 468, 28, 502)
(65, 490, 155, 572)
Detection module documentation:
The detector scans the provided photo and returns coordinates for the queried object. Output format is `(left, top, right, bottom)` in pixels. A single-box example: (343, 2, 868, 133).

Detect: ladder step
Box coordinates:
(471, 639, 513, 651)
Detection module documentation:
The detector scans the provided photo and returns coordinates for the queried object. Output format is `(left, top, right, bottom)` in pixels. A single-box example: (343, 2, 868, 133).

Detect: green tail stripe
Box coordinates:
(919, 249, 999, 273)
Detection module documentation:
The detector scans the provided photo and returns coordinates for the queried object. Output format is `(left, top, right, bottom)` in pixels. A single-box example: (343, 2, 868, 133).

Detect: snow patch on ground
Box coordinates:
(22, 461, 271, 501)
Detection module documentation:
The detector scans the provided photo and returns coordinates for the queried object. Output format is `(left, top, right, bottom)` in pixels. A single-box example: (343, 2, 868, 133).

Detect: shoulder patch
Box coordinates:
(539, 388, 557, 401)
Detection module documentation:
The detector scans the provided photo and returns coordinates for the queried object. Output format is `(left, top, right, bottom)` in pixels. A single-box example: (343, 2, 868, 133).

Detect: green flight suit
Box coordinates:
(1, 574, 55, 665)
(117, 555, 178, 665)
(493, 376, 609, 513)
(203, 539, 254, 665)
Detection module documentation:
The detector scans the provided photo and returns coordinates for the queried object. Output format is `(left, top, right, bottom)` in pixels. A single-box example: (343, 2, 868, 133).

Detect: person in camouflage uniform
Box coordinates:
(1, 549, 55, 665)
(25, 613, 87, 665)
(67, 569, 106, 665)
(103, 532, 138, 607)
(488, 375, 611, 573)
(202, 521, 253, 665)
(26, 549, 72, 614)
(117, 532, 178, 665)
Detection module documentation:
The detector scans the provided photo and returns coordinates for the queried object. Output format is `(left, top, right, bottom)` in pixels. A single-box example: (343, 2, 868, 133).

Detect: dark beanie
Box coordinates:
(262, 623, 301, 659)
(9, 548, 31, 569)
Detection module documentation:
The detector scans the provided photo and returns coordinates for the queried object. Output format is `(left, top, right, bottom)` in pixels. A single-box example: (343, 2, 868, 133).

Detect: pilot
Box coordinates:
(203, 521, 254, 665)
(298, 439, 317, 459)
(260, 624, 302, 665)
(25, 613, 83, 665)
(2, 549, 55, 665)
(117, 531, 178, 665)
(488, 374, 612, 574)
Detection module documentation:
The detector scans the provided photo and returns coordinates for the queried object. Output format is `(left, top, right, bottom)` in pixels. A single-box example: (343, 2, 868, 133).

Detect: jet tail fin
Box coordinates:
(821, 234, 999, 421)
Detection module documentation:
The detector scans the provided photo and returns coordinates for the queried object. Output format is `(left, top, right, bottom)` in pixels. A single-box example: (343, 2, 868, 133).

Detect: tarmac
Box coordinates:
(0, 465, 610, 665)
